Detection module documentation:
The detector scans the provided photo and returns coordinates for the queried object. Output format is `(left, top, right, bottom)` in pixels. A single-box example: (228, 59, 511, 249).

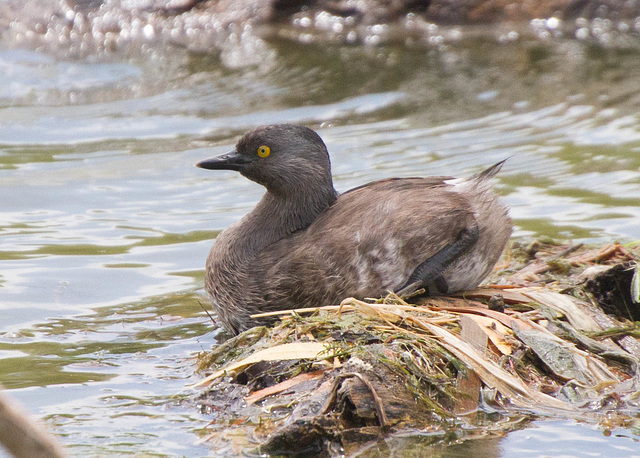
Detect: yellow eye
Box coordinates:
(257, 145, 271, 158)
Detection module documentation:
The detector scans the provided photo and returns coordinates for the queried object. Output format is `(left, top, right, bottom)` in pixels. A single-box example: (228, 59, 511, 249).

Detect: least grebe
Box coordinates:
(197, 124, 511, 335)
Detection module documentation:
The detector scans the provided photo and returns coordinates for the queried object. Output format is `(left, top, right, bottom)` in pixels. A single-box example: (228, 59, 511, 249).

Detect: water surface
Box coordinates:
(1, 29, 640, 456)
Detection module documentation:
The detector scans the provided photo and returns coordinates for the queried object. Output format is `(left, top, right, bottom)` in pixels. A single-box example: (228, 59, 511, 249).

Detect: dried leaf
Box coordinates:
(245, 369, 327, 404)
(428, 303, 535, 332)
(348, 299, 405, 324)
(520, 289, 601, 332)
(423, 322, 572, 411)
(463, 314, 514, 355)
(453, 288, 532, 304)
(631, 263, 640, 304)
(513, 326, 618, 386)
(192, 342, 331, 388)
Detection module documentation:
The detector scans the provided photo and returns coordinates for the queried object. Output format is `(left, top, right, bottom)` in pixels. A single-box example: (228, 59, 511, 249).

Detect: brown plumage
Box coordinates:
(196, 124, 511, 335)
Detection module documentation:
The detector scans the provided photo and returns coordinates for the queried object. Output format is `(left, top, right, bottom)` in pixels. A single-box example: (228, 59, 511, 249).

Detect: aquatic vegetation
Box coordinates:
(194, 241, 640, 455)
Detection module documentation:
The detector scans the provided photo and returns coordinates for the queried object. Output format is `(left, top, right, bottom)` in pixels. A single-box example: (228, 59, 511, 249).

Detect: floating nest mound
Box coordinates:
(193, 241, 640, 456)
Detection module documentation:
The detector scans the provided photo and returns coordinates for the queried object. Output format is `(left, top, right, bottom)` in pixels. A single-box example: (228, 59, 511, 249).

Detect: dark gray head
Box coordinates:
(196, 124, 335, 197)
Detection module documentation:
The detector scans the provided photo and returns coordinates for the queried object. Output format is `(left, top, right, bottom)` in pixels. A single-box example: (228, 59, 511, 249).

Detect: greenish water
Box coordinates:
(1, 29, 640, 456)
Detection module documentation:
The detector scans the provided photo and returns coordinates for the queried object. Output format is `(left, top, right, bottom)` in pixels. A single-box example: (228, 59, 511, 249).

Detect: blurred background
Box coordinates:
(0, 0, 639, 455)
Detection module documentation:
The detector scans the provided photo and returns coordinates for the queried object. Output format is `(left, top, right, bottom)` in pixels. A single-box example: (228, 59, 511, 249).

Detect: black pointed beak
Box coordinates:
(195, 150, 255, 172)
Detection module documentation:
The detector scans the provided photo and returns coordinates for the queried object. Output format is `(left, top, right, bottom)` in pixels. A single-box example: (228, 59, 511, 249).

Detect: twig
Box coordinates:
(251, 304, 346, 318)
(198, 300, 216, 325)
(251, 300, 453, 320)
(0, 387, 67, 458)
(548, 243, 584, 262)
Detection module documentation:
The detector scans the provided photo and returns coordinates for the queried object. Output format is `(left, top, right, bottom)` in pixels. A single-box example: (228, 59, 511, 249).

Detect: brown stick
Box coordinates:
(0, 386, 66, 458)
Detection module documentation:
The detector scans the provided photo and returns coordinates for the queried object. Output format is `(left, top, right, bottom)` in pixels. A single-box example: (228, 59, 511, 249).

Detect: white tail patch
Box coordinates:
(444, 177, 466, 187)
